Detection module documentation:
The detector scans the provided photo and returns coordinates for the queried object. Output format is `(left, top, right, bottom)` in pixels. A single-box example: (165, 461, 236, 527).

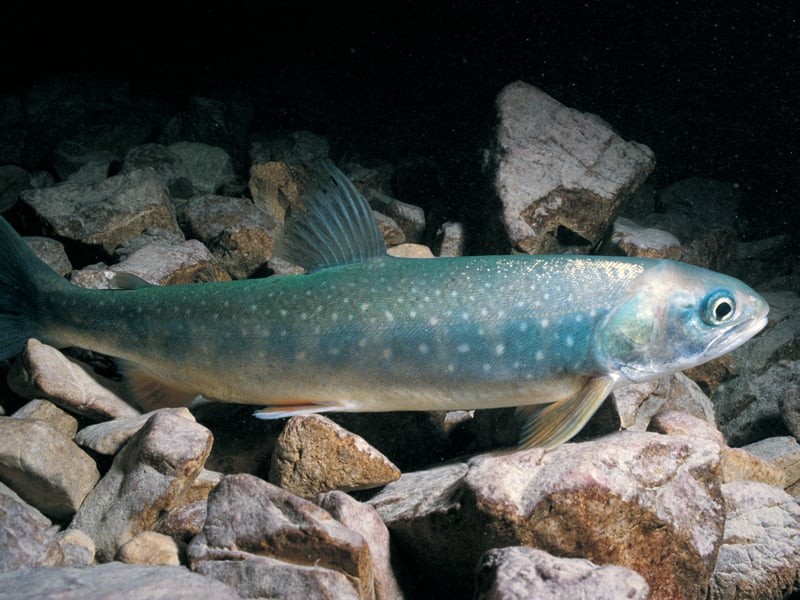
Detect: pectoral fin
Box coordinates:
(120, 361, 200, 411)
(516, 375, 616, 449)
(253, 402, 341, 420)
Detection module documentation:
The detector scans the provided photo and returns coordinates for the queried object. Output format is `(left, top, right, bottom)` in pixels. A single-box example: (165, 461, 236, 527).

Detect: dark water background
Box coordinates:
(1, 1, 797, 241)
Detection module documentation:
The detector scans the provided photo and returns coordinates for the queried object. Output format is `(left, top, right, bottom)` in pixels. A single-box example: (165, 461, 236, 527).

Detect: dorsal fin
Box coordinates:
(274, 160, 387, 272)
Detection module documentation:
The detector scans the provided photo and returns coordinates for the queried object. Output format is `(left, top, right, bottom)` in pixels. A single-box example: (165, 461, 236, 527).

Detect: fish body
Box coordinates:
(0, 162, 769, 447)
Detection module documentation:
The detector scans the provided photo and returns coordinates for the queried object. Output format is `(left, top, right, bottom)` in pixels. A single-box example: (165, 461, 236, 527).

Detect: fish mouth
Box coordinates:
(703, 313, 768, 358)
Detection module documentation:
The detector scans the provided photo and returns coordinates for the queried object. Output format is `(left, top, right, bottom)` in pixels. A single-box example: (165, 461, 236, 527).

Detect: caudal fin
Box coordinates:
(0, 217, 69, 360)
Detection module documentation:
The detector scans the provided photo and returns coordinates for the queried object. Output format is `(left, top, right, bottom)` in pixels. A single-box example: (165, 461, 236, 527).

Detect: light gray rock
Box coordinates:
(70, 410, 213, 561)
(0, 417, 100, 522)
(23, 235, 72, 276)
(613, 371, 716, 431)
(0, 563, 241, 600)
(435, 221, 465, 257)
(110, 237, 230, 285)
(490, 81, 654, 254)
(7, 339, 140, 420)
(370, 432, 724, 600)
(474, 546, 650, 600)
(184, 194, 280, 279)
(709, 481, 800, 600)
(20, 167, 182, 255)
(11, 399, 79, 439)
(0, 481, 63, 572)
(167, 141, 236, 196)
(122, 143, 192, 197)
(318, 490, 404, 600)
(188, 473, 374, 599)
(75, 407, 196, 455)
(607, 216, 682, 259)
(269, 414, 401, 498)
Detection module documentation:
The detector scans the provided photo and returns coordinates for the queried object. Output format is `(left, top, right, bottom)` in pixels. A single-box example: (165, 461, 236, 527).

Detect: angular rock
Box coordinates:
(75, 407, 196, 455)
(370, 432, 724, 600)
(744, 436, 800, 495)
(23, 235, 72, 276)
(122, 143, 192, 196)
(7, 339, 140, 420)
(269, 414, 401, 498)
(614, 372, 716, 431)
(0, 417, 100, 522)
(11, 399, 79, 439)
(188, 473, 374, 599)
(0, 481, 63, 572)
(647, 411, 785, 487)
(70, 410, 213, 561)
(0, 563, 241, 600)
(374, 211, 406, 246)
(184, 194, 280, 279)
(110, 238, 230, 285)
(117, 531, 182, 566)
(167, 141, 236, 195)
(365, 187, 426, 243)
(709, 482, 800, 599)
(20, 167, 182, 255)
(491, 81, 654, 254)
(155, 500, 207, 543)
(608, 216, 682, 259)
(474, 546, 650, 600)
(318, 490, 404, 600)
(56, 529, 95, 567)
(435, 221, 465, 257)
(248, 160, 305, 222)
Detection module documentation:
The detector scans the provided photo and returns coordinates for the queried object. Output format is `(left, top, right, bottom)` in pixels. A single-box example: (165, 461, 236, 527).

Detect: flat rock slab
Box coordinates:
(0, 564, 241, 600)
(475, 546, 650, 600)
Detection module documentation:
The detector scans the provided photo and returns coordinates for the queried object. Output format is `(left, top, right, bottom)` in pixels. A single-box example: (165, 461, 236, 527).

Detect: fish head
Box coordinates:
(598, 260, 769, 383)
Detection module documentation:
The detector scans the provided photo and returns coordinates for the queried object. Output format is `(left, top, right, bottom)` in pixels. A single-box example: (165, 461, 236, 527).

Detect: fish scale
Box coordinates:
(0, 160, 769, 448)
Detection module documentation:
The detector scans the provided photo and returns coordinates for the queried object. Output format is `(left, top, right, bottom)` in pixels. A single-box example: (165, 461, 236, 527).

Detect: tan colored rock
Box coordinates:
(370, 432, 724, 600)
(721, 447, 786, 488)
(744, 436, 800, 495)
(475, 546, 650, 600)
(710, 482, 800, 599)
(387, 243, 434, 259)
(11, 399, 78, 438)
(189, 474, 374, 598)
(8, 339, 140, 420)
(318, 490, 404, 600)
(609, 217, 682, 259)
(269, 414, 401, 498)
(57, 528, 95, 567)
(0, 417, 100, 522)
(117, 531, 182, 566)
(71, 410, 213, 561)
(364, 188, 426, 243)
(248, 161, 305, 222)
(374, 211, 406, 246)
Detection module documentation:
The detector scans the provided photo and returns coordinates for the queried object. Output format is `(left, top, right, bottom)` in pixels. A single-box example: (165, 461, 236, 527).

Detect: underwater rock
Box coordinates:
(490, 80, 654, 254)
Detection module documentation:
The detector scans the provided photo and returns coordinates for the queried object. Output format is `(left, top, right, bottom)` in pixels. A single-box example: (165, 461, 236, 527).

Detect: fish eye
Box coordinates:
(701, 290, 736, 325)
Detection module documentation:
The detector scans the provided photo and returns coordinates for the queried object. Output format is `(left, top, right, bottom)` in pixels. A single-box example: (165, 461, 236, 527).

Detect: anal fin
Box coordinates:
(516, 375, 616, 449)
(253, 402, 341, 420)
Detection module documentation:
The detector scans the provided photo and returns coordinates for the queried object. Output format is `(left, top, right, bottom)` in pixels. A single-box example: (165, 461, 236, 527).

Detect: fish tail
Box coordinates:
(0, 217, 70, 360)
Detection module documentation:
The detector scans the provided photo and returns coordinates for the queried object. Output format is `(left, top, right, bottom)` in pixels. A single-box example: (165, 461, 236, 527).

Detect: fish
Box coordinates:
(0, 161, 770, 448)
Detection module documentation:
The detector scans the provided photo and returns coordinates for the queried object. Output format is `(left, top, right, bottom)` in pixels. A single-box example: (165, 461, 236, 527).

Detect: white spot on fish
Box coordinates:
(536, 351, 544, 361)
(358, 338, 368, 348)
(295, 351, 307, 360)
(410, 310, 417, 318)
(458, 343, 470, 353)
(328, 348, 341, 356)
(589, 309, 597, 318)
(512, 361, 521, 369)
(385, 311, 395, 322)
(213, 313, 220, 320)
(483, 363, 491, 372)
(462, 312, 470, 321)
(332, 312, 339, 321)
(540, 319, 549, 328)
(250, 304, 258, 312)
(447, 364, 455, 373)
(224, 300, 229, 307)
(495, 344, 505, 356)
(575, 314, 583, 323)
(565, 336, 574, 347)
(382, 348, 392, 359)
(429, 317, 439, 326)
(280, 309, 288, 317)
(360, 303, 370, 312)
(300, 312, 308, 320)
(519, 322, 528, 332)
(450, 290, 458, 298)
(419, 343, 429, 354)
